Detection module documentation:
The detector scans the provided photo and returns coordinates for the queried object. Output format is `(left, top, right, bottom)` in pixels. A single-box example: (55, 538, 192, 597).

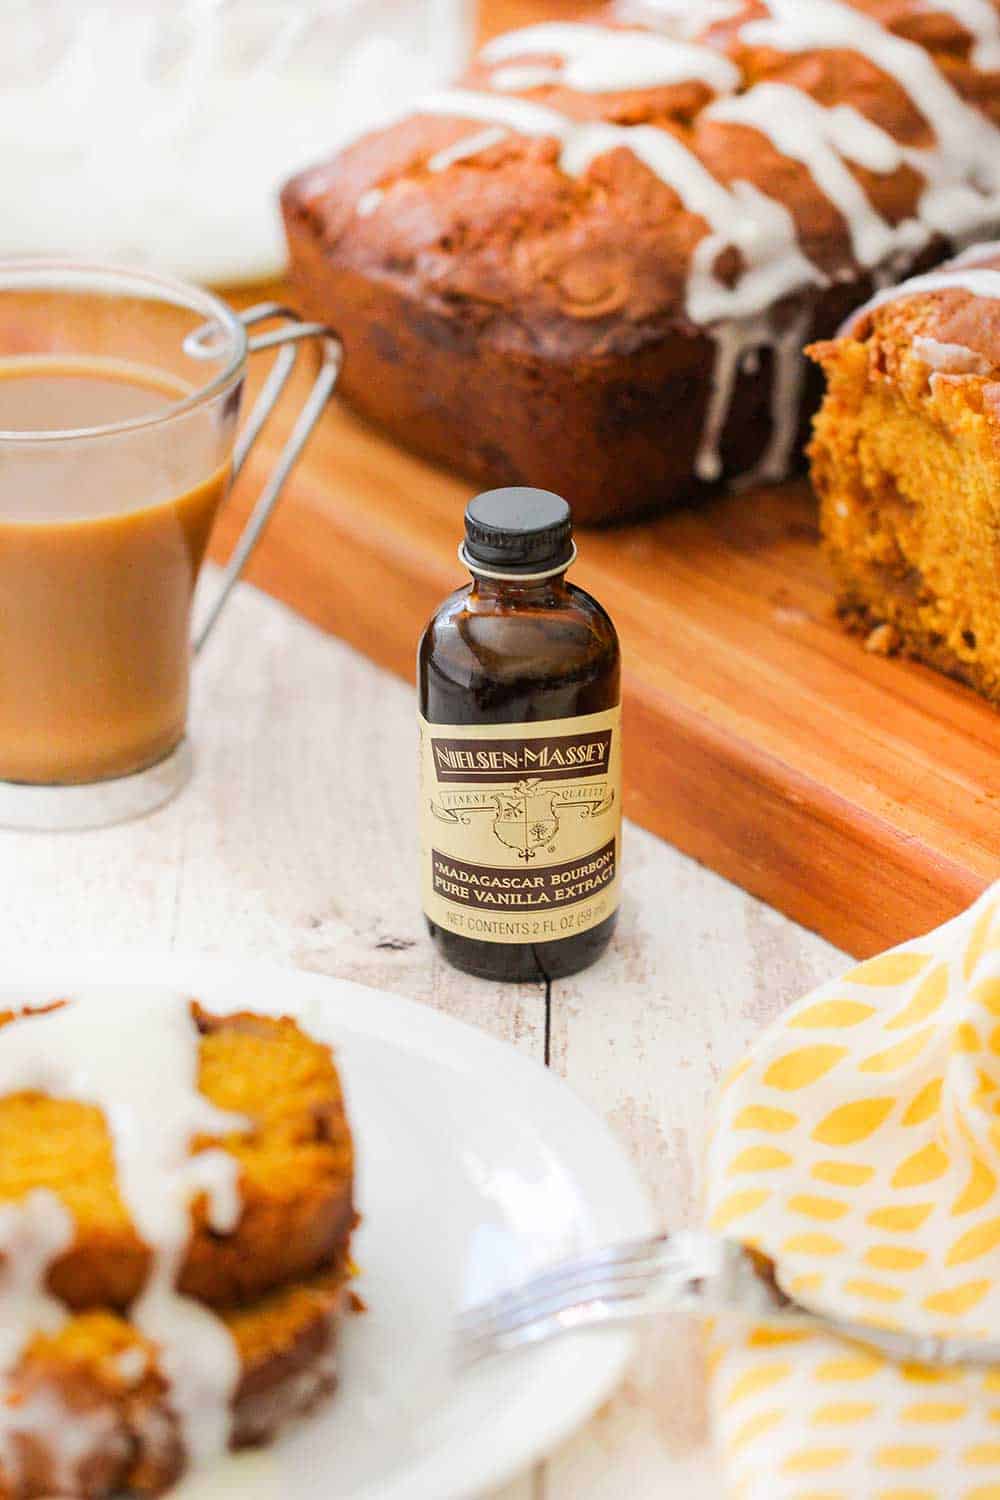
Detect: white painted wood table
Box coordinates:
(2, 572, 849, 1498)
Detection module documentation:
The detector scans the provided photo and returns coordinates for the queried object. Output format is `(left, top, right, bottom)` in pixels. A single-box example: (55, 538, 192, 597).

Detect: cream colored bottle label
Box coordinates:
(419, 707, 622, 945)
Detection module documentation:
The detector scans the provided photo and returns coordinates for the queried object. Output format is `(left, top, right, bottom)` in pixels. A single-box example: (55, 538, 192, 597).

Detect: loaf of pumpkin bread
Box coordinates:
(282, 0, 1000, 523)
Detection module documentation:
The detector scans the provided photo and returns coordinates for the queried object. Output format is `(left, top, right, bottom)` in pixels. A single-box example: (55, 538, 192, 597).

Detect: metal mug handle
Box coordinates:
(193, 303, 342, 653)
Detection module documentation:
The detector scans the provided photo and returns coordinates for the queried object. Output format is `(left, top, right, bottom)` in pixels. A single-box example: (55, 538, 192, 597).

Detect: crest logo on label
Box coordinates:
(492, 782, 560, 860)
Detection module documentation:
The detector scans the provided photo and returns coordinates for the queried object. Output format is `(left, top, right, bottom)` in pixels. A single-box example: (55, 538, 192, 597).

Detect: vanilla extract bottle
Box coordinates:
(418, 488, 622, 982)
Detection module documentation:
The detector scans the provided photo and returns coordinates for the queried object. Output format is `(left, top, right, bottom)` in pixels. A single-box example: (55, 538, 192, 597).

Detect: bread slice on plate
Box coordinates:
(0, 992, 357, 1499)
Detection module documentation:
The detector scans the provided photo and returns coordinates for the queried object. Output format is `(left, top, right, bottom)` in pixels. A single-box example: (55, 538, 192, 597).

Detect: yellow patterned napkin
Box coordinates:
(706, 884, 1000, 1499)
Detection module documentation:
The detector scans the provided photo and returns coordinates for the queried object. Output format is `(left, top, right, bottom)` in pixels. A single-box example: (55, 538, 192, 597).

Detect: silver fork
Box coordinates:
(455, 1231, 1000, 1371)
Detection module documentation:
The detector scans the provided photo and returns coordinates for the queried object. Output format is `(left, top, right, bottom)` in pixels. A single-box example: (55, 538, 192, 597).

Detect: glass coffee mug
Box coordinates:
(0, 261, 340, 830)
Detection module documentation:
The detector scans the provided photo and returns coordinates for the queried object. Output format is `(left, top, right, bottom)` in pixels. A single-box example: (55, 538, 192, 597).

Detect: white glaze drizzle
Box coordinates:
(0, 1190, 94, 1491)
(481, 22, 740, 95)
(917, 0, 1000, 71)
(402, 4, 1000, 486)
(115, 1345, 151, 1386)
(417, 86, 823, 481)
(695, 319, 757, 482)
(742, 0, 1000, 241)
(0, 989, 251, 1474)
(912, 334, 993, 373)
(738, 309, 813, 486)
(685, 179, 823, 323)
(705, 84, 922, 268)
(417, 90, 821, 325)
(613, 0, 743, 37)
(689, 185, 825, 479)
(0, 1192, 74, 1371)
(692, 309, 809, 483)
(843, 264, 1000, 332)
(427, 125, 509, 173)
(416, 87, 575, 141)
(0, 1385, 125, 1495)
(491, 64, 561, 93)
(952, 240, 1000, 267)
(355, 187, 384, 217)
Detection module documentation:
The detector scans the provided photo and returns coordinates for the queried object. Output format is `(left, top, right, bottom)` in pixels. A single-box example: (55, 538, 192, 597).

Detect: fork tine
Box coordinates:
(456, 1228, 1000, 1374)
(456, 1235, 671, 1335)
(461, 1236, 671, 1320)
(457, 1260, 671, 1344)
(457, 1274, 653, 1340)
(461, 1293, 651, 1347)
(458, 1279, 659, 1365)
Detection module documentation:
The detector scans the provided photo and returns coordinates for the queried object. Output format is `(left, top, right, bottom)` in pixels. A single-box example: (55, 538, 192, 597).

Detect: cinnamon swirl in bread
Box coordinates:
(809, 244, 1000, 701)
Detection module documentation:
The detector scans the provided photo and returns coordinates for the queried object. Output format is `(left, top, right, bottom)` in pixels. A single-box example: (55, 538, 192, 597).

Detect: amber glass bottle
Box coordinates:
(418, 488, 621, 982)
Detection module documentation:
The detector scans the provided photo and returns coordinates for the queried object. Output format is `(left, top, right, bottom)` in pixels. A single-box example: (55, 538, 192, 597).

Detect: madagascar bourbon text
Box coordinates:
(420, 710, 622, 944)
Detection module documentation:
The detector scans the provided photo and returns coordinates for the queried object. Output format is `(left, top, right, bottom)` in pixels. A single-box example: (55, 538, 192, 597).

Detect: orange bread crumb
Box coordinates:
(0, 1000, 357, 1498)
(0, 1260, 349, 1498)
(0, 1005, 354, 1311)
(808, 249, 1000, 701)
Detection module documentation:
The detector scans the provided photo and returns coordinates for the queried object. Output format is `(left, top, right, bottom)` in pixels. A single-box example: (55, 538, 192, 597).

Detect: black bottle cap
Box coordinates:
(463, 487, 574, 574)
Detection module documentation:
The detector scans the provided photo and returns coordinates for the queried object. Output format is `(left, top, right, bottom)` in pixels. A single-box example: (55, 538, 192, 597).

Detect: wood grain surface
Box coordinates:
(0, 2, 904, 1491)
(209, 0, 1000, 962)
(212, 341, 1000, 962)
(0, 568, 844, 1497)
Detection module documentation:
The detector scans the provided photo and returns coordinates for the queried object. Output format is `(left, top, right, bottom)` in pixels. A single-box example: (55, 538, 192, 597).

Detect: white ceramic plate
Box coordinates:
(0, 952, 652, 1500)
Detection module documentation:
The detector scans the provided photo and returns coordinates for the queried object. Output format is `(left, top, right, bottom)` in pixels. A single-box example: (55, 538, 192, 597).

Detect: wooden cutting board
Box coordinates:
(208, 2, 998, 960)
(210, 309, 1000, 960)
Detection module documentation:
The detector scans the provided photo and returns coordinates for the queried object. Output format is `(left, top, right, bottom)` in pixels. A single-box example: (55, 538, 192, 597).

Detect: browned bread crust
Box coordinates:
(0, 1005, 355, 1311)
(0, 1262, 349, 1499)
(282, 1, 1000, 523)
(808, 245, 1000, 699)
